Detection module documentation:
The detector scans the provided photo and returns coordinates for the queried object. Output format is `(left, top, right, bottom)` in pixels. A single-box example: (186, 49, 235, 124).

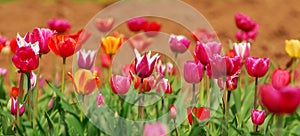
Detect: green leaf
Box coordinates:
(65, 113, 84, 136)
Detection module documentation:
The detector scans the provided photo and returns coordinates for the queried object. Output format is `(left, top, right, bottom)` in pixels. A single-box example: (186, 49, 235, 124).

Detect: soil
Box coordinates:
(0, 0, 299, 85)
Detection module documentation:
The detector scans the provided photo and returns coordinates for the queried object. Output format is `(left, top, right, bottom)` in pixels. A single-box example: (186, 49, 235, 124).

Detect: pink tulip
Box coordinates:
(233, 42, 250, 60)
(134, 49, 160, 78)
(191, 28, 217, 43)
(10, 97, 25, 116)
(94, 18, 114, 32)
(25, 28, 54, 54)
(236, 28, 258, 42)
(127, 17, 148, 32)
(110, 74, 131, 95)
(251, 109, 266, 125)
(225, 56, 242, 76)
(156, 78, 172, 94)
(259, 84, 300, 114)
(235, 13, 257, 32)
(245, 57, 270, 78)
(48, 98, 54, 109)
(169, 34, 190, 53)
(194, 41, 222, 65)
(156, 60, 175, 77)
(226, 74, 239, 91)
(184, 61, 204, 84)
(143, 122, 168, 136)
(272, 68, 290, 90)
(47, 18, 71, 33)
(12, 46, 39, 72)
(0, 68, 7, 77)
(169, 105, 177, 119)
(206, 54, 226, 79)
(100, 54, 111, 68)
(96, 93, 105, 107)
(0, 36, 7, 52)
(128, 35, 153, 52)
(77, 49, 96, 69)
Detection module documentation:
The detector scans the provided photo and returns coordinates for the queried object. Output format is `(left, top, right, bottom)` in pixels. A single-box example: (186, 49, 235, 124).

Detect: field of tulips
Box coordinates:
(0, 0, 300, 136)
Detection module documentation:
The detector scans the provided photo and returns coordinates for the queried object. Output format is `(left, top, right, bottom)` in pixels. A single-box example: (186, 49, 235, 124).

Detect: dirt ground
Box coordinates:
(0, 0, 299, 84)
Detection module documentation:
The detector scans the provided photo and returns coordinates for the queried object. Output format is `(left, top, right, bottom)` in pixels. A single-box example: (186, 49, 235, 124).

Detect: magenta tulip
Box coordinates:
(226, 74, 239, 91)
(110, 74, 131, 95)
(0, 68, 7, 77)
(272, 68, 290, 90)
(143, 122, 168, 136)
(94, 18, 114, 32)
(260, 85, 300, 114)
(96, 93, 105, 107)
(233, 42, 250, 60)
(134, 49, 160, 78)
(127, 17, 147, 32)
(47, 18, 71, 33)
(225, 56, 242, 76)
(169, 105, 177, 119)
(77, 49, 96, 69)
(169, 34, 190, 53)
(25, 28, 54, 54)
(251, 109, 266, 125)
(184, 61, 204, 84)
(12, 46, 39, 72)
(10, 97, 25, 116)
(235, 13, 257, 32)
(194, 41, 222, 65)
(236, 28, 258, 42)
(245, 57, 270, 78)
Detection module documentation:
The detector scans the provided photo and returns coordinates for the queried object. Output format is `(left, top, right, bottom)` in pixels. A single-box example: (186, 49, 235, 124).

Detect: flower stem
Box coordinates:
(291, 58, 298, 85)
(16, 73, 24, 127)
(192, 84, 196, 105)
(254, 77, 258, 109)
(138, 78, 144, 119)
(33, 54, 42, 127)
(61, 58, 66, 93)
(26, 72, 32, 123)
(173, 119, 178, 136)
(276, 115, 282, 136)
(226, 91, 231, 120)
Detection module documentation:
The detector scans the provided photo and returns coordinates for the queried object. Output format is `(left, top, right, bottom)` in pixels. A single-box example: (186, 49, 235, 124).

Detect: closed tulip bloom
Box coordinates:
(233, 42, 250, 60)
(245, 57, 270, 78)
(77, 49, 96, 69)
(12, 46, 39, 72)
(143, 122, 168, 136)
(156, 78, 172, 94)
(134, 49, 160, 78)
(128, 35, 153, 52)
(127, 17, 148, 32)
(187, 107, 210, 125)
(194, 41, 222, 65)
(260, 85, 300, 114)
(48, 30, 81, 58)
(110, 74, 131, 95)
(236, 28, 258, 42)
(285, 39, 300, 58)
(47, 18, 71, 33)
(101, 36, 121, 56)
(225, 56, 242, 76)
(235, 13, 257, 32)
(169, 105, 177, 119)
(184, 61, 204, 84)
(251, 110, 266, 125)
(10, 97, 25, 116)
(94, 18, 114, 32)
(169, 34, 190, 53)
(25, 28, 54, 54)
(100, 54, 111, 68)
(143, 21, 161, 37)
(68, 69, 99, 95)
(272, 68, 290, 90)
(206, 54, 226, 79)
(96, 93, 105, 107)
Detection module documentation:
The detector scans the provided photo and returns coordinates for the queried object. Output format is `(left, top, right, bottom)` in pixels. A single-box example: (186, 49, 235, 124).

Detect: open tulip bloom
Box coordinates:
(134, 49, 160, 78)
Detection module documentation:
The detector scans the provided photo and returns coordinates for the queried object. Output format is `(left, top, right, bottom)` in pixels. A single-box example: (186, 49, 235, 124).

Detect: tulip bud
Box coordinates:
(96, 93, 105, 107)
(226, 75, 239, 91)
(30, 72, 37, 90)
(48, 98, 54, 109)
(184, 61, 204, 84)
(169, 105, 177, 119)
(0, 68, 7, 77)
(251, 109, 266, 125)
(127, 17, 148, 32)
(245, 57, 270, 78)
(10, 97, 25, 116)
(272, 68, 290, 90)
(194, 41, 222, 65)
(169, 34, 190, 53)
(235, 13, 257, 32)
(110, 74, 131, 95)
(47, 18, 71, 33)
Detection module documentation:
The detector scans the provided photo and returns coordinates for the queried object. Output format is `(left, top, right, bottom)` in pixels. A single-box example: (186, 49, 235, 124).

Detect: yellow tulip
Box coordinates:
(101, 36, 121, 56)
(285, 39, 300, 58)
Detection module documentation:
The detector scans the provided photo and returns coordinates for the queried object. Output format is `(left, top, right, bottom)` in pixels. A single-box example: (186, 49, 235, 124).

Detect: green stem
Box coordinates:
(16, 73, 24, 127)
(276, 115, 282, 136)
(26, 72, 32, 124)
(254, 77, 258, 109)
(173, 119, 178, 136)
(291, 58, 298, 85)
(33, 54, 42, 127)
(138, 78, 144, 119)
(192, 84, 196, 105)
(61, 58, 66, 93)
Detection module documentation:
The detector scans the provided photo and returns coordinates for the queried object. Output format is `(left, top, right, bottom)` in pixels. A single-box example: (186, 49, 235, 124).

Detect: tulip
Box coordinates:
(10, 87, 24, 99)
(225, 56, 242, 76)
(12, 46, 39, 73)
(94, 18, 114, 32)
(285, 39, 300, 58)
(25, 28, 54, 54)
(169, 34, 190, 53)
(206, 54, 226, 79)
(233, 42, 250, 60)
(101, 36, 122, 56)
(9, 37, 18, 54)
(169, 105, 177, 119)
(110, 74, 131, 95)
(134, 49, 160, 78)
(0, 68, 7, 77)
(226, 74, 239, 91)
(10, 97, 25, 116)
(184, 61, 204, 84)
(235, 13, 257, 32)
(68, 69, 99, 95)
(143, 122, 168, 136)
(260, 84, 300, 114)
(236, 28, 258, 42)
(187, 107, 210, 125)
(251, 109, 266, 125)
(30, 72, 37, 90)
(100, 54, 111, 68)
(245, 57, 270, 78)
(77, 49, 96, 69)
(143, 21, 161, 37)
(96, 93, 105, 107)
(191, 28, 217, 42)
(48, 30, 82, 58)
(16, 34, 40, 54)
(225, 49, 235, 58)
(0, 36, 7, 52)
(127, 17, 148, 32)
(156, 78, 172, 94)
(47, 18, 71, 33)
(156, 60, 175, 77)
(133, 76, 155, 93)
(194, 41, 222, 65)
(272, 68, 290, 90)
(121, 64, 135, 76)
(47, 98, 54, 109)
(128, 35, 153, 52)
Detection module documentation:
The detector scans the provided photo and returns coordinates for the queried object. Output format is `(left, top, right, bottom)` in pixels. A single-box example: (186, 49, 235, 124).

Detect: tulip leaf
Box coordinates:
(65, 113, 84, 136)
(46, 81, 65, 101)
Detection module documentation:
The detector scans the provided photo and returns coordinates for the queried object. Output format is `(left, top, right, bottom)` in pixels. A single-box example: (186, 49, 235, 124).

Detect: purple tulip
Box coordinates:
(245, 57, 270, 78)
(77, 49, 97, 70)
(184, 61, 204, 84)
(169, 34, 190, 53)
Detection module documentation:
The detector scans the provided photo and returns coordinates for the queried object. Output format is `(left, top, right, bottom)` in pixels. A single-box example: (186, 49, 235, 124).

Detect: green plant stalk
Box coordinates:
(173, 119, 178, 136)
(33, 54, 42, 127)
(138, 78, 144, 119)
(16, 73, 24, 127)
(192, 84, 196, 105)
(26, 72, 32, 123)
(61, 58, 66, 93)
(291, 58, 298, 85)
(276, 115, 282, 136)
(254, 77, 258, 109)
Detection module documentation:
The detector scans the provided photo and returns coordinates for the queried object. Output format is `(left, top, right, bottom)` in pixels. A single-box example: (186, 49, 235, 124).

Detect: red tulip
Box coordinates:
(133, 76, 155, 93)
(184, 60, 204, 84)
(259, 84, 300, 114)
(9, 37, 18, 54)
(0, 36, 7, 52)
(235, 13, 257, 32)
(134, 49, 160, 78)
(169, 105, 177, 119)
(251, 109, 266, 125)
(47, 18, 71, 33)
(25, 28, 54, 54)
(194, 41, 222, 65)
(10, 87, 24, 99)
(169, 34, 190, 53)
(143, 21, 161, 37)
(10, 97, 25, 116)
(156, 78, 172, 94)
(100, 54, 111, 68)
(12, 46, 39, 72)
(127, 17, 148, 32)
(94, 18, 114, 32)
(187, 107, 210, 125)
(226, 74, 239, 91)
(272, 68, 290, 90)
(110, 74, 131, 95)
(48, 30, 82, 58)
(245, 57, 270, 78)
(225, 49, 235, 58)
